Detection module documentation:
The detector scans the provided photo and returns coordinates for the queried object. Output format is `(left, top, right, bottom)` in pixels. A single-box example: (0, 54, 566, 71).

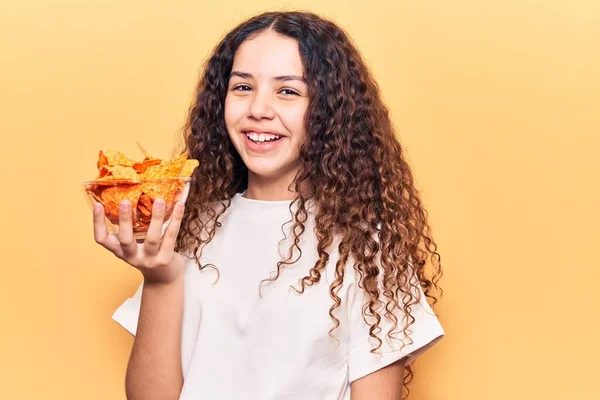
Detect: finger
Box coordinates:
(93, 202, 125, 258)
(159, 200, 185, 253)
(144, 198, 166, 256)
(116, 200, 137, 258)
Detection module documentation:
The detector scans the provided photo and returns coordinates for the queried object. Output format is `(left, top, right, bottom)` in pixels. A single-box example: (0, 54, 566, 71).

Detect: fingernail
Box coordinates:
(175, 201, 184, 211)
(120, 201, 130, 211)
(155, 199, 165, 211)
(94, 203, 101, 213)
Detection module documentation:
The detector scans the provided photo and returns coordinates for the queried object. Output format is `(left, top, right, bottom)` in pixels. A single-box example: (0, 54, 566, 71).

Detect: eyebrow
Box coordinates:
(230, 71, 306, 83)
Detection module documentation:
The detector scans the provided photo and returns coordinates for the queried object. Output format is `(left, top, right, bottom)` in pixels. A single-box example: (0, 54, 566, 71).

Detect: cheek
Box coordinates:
(224, 96, 243, 131)
(280, 104, 308, 139)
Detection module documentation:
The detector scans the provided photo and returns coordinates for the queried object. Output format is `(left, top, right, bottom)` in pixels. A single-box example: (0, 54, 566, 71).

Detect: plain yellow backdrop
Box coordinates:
(1, 1, 598, 399)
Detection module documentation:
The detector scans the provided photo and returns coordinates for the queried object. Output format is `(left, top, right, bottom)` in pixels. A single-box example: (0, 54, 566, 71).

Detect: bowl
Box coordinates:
(82, 177, 191, 240)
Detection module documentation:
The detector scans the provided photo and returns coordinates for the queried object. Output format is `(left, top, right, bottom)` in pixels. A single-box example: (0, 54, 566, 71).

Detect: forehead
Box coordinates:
(231, 30, 304, 76)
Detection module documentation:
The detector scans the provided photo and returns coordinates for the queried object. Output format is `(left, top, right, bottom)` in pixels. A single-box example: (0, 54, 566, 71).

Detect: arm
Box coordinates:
(350, 357, 407, 400)
(125, 277, 184, 400)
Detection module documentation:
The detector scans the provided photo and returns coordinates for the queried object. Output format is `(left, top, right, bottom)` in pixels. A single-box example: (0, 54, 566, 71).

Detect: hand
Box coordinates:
(93, 198, 187, 285)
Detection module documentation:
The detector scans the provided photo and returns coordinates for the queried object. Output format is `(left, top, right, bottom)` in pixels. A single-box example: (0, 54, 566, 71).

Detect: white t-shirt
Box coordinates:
(112, 192, 445, 399)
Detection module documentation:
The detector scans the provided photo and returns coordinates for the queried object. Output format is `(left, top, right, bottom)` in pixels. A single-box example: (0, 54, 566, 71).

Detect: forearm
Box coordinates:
(125, 277, 184, 400)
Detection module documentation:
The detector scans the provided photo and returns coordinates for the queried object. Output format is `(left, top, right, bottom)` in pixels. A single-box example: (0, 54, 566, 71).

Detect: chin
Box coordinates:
(246, 165, 282, 178)
(244, 159, 289, 178)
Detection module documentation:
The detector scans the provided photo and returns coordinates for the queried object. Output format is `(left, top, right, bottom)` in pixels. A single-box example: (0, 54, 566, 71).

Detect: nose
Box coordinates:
(249, 90, 275, 120)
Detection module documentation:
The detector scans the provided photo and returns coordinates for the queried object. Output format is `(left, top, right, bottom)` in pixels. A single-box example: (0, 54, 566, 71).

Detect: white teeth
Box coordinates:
(245, 132, 281, 143)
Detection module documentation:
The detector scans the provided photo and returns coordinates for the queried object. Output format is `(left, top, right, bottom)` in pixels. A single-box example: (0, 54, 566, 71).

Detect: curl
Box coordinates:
(173, 11, 443, 399)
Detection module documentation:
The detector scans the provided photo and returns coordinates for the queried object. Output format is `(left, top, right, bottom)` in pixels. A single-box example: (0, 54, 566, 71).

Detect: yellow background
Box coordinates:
(1, 1, 598, 399)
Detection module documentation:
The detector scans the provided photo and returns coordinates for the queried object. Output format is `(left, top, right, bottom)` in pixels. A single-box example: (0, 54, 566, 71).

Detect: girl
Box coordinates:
(97, 10, 445, 400)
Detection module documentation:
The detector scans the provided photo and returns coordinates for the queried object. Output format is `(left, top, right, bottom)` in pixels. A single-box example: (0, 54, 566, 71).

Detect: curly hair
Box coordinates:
(172, 10, 443, 399)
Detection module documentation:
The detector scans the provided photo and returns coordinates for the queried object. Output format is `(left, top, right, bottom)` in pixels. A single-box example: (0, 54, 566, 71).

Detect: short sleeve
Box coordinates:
(346, 258, 445, 383)
(111, 281, 144, 336)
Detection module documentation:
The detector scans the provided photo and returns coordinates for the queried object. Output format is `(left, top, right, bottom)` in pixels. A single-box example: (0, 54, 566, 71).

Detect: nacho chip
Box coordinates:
(100, 184, 142, 206)
(138, 193, 153, 214)
(105, 149, 137, 167)
(95, 151, 111, 180)
(86, 187, 103, 204)
(137, 142, 154, 160)
(133, 142, 162, 173)
(100, 165, 139, 180)
(97, 151, 108, 170)
(99, 184, 143, 224)
(136, 193, 153, 224)
(133, 158, 162, 174)
(97, 167, 110, 179)
(180, 159, 199, 178)
(141, 153, 187, 179)
(140, 180, 184, 203)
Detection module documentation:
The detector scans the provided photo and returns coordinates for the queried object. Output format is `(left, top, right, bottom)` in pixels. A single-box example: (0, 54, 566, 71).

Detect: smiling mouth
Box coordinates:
(242, 131, 284, 143)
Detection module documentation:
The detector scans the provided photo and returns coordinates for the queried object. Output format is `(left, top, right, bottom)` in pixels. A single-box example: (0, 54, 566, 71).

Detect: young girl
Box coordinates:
(97, 10, 445, 400)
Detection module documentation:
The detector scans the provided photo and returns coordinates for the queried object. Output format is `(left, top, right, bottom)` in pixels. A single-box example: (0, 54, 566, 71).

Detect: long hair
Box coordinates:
(173, 11, 443, 399)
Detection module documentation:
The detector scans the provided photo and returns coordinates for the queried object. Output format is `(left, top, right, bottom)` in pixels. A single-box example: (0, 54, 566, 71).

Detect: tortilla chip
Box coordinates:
(99, 184, 143, 224)
(138, 193, 153, 213)
(180, 159, 199, 178)
(105, 149, 137, 167)
(140, 180, 184, 203)
(101, 165, 139, 180)
(141, 153, 187, 179)
(97, 151, 108, 170)
(133, 158, 162, 174)
(136, 142, 154, 160)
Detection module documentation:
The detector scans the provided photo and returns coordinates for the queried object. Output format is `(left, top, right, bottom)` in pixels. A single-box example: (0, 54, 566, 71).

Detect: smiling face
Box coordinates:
(224, 30, 309, 197)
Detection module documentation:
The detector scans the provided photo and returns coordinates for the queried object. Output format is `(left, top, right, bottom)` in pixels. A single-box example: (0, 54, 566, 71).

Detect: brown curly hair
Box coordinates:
(172, 10, 443, 399)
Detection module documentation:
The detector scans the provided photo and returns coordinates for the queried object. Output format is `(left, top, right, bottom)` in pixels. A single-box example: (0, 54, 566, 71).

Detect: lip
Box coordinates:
(242, 131, 285, 153)
(241, 128, 285, 137)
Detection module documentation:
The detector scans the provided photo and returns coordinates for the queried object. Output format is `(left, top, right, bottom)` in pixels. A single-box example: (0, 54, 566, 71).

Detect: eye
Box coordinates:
(232, 84, 252, 92)
(279, 88, 299, 96)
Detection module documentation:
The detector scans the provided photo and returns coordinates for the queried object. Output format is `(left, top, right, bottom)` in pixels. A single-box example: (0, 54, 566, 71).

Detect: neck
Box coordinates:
(243, 186, 298, 201)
